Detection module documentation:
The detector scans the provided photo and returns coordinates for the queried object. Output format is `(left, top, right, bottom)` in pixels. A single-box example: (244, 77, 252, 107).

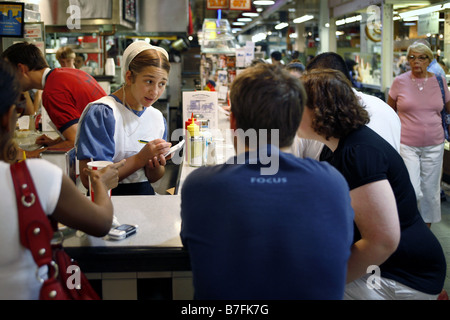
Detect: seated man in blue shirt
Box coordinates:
(180, 63, 355, 300)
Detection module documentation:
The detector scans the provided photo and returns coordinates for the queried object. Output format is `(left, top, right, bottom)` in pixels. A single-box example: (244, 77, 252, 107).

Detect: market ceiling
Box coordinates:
(190, 0, 447, 36)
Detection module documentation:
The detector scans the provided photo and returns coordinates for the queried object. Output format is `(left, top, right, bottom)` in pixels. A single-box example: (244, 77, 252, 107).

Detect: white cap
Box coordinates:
(122, 41, 169, 81)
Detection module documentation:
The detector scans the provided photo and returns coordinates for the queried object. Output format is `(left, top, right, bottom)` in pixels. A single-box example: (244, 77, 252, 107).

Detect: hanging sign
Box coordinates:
(207, 0, 229, 10)
(418, 12, 439, 36)
(230, 0, 251, 11)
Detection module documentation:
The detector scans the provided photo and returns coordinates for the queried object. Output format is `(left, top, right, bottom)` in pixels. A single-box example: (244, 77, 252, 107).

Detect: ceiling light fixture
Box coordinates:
(237, 17, 252, 22)
(293, 15, 314, 24)
(252, 32, 268, 42)
(253, 1, 275, 6)
(275, 22, 289, 30)
(242, 12, 259, 17)
(398, 4, 442, 19)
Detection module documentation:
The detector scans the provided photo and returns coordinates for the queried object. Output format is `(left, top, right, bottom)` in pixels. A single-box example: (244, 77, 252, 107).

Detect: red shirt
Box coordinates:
(42, 68, 106, 133)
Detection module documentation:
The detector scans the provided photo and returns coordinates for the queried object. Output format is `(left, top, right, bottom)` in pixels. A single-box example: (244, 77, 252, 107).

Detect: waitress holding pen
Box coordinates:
(76, 41, 171, 195)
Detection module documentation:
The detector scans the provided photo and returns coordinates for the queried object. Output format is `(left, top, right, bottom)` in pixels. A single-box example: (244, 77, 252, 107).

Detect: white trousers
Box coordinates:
(400, 143, 444, 223)
(344, 274, 439, 300)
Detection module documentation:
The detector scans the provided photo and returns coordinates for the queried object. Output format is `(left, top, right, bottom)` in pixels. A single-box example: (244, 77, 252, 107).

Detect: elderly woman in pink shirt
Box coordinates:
(388, 42, 450, 227)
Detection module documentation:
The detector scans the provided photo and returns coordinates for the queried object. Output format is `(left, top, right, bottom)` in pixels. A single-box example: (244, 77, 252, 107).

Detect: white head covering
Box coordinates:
(122, 41, 169, 81)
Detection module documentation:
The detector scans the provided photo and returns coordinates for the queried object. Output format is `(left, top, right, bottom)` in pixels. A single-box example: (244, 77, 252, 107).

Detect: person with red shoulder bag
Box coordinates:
(0, 60, 125, 300)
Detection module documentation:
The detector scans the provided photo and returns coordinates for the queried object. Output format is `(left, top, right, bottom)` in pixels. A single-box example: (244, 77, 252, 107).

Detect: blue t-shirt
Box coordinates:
(180, 146, 354, 300)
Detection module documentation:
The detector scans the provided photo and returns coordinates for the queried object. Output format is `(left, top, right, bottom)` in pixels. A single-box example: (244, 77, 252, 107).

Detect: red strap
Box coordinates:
(10, 161, 54, 268)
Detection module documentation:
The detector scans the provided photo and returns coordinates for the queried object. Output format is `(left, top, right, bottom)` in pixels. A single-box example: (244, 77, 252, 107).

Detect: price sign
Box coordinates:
(206, 0, 229, 10)
(230, 0, 251, 10)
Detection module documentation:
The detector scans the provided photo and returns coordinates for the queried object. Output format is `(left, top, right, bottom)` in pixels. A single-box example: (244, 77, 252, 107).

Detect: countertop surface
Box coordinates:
(63, 195, 189, 272)
(64, 195, 183, 249)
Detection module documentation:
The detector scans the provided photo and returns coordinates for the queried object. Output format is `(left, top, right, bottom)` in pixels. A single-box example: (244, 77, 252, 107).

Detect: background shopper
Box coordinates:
(1, 42, 106, 150)
(387, 42, 450, 226)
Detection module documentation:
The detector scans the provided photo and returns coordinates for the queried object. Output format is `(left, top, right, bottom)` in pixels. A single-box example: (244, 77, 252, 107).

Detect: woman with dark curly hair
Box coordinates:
(299, 69, 446, 300)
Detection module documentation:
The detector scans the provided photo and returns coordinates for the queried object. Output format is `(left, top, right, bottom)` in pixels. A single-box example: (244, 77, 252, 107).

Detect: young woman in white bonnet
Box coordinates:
(76, 41, 172, 195)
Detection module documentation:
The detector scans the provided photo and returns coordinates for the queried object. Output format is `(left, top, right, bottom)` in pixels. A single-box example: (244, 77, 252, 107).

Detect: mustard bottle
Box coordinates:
(187, 118, 203, 167)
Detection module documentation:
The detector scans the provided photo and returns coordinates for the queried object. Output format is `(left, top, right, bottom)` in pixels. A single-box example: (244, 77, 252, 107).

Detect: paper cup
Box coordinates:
(87, 161, 113, 202)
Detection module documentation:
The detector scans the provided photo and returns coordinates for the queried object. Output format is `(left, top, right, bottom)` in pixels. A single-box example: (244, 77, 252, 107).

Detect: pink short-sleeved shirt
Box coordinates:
(389, 71, 450, 147)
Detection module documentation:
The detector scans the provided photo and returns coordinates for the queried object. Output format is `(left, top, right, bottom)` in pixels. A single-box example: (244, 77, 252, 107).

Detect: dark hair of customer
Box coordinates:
(301, 68, 369, 140)
(271, 51, 282, 62)
(230, 63, 306, 148)
(306, 52, 352, 83)
(286, 62, 305, 73)
(1, 41, 49, 71)
(250, 58, 266, 67)
(0, 60, 21, 162)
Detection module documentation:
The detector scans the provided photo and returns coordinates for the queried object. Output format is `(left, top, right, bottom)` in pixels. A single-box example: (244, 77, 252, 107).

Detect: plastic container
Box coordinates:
(105, 58, 116, 76)
(201, 19, 237, 53)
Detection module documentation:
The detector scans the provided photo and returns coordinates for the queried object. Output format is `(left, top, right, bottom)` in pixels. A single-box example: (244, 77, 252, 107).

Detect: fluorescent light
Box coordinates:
(345, 15, 361, 24)
(399, 5, 442, 19)
(275, 22, 289, 30)
(394, 2, 431, 10)
(293, 15, 314, 24)
(237, 17, 252, 22)
(403, 16, 418, 21)
(252, 33, 267, 42)
(336, 14, 361, 26)
(253, 1, 275, 5)
(232, 22, 246, 26)
(242, 12, 259, 17)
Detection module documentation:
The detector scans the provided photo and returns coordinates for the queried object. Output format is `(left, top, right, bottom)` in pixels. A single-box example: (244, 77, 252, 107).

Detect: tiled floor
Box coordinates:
(432, 183, 450, 294)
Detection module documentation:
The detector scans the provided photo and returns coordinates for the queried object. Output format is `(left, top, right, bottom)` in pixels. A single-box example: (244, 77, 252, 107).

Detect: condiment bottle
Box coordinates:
(187, 118, 203, 167)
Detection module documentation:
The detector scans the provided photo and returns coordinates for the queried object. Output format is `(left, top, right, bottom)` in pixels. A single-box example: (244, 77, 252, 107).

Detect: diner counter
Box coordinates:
(64, 195, 189, 273)
(63, 195, 192, 299)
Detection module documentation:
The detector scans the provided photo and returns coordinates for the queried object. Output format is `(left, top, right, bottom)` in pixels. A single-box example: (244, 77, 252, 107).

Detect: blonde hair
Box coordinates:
(407, 42, 433, 61)
(56, 47, 76, 61)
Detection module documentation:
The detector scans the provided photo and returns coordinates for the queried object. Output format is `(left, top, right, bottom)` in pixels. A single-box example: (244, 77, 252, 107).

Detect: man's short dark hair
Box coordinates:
(230, 63, 306, 148)
(271, 51, 282, 61)
(306, 52, 352, 82)
(1, 42, 49, 71)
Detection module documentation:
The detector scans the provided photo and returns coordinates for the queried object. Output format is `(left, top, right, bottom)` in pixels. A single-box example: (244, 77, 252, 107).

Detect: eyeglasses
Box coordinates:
(408, 55, 429, 62)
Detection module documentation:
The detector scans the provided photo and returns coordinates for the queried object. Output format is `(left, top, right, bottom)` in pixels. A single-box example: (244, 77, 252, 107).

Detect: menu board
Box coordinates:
(183, 91, 219, 130)
(0, 1, 24, 38)
(229, 0, 251, 10)
(206, 0, 229, 10)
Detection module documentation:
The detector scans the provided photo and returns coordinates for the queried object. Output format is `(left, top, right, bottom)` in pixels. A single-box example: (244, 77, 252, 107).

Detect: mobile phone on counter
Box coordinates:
(108, 224, 138, 240)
